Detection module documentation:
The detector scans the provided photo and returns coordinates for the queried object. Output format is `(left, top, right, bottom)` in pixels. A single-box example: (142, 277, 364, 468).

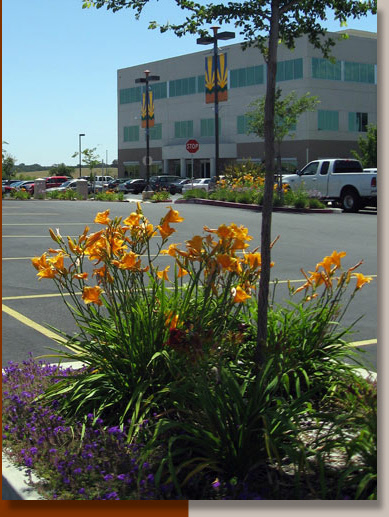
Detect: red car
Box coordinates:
(24, 176, 70, 195)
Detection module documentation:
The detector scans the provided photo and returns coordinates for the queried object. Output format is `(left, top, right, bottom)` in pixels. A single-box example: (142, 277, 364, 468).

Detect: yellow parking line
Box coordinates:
(2, 293, 77, 301)
(2, 304, 66, 343)
(348, 338, 377, 347)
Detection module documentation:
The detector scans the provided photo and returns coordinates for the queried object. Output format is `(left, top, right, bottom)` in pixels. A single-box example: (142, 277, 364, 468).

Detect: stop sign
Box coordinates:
(186, 139, 200, 153)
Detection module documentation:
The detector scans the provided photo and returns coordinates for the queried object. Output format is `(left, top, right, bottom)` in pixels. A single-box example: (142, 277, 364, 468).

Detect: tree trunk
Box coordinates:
(255, 0, 280, 366)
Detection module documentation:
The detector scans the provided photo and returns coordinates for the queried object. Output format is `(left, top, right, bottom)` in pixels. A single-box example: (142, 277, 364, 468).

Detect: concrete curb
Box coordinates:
(174, 197, 341, 213)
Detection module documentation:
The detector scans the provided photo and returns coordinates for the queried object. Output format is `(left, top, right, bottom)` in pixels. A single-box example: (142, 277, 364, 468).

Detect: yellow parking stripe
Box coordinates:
(347, 339, 377, 347)
(2, 304, 66, 343)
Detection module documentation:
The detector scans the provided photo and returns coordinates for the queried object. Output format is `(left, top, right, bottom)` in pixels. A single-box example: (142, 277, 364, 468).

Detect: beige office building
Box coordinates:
(117, 29, 377, 178)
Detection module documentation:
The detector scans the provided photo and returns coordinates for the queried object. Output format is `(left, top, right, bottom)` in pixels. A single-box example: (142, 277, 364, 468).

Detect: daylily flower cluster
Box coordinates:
(294, 250, 373, 297)
(31, 205, 266, 361)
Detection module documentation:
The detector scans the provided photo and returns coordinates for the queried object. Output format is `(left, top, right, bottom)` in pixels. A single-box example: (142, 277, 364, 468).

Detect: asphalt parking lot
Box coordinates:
(2, 197, 377, 371)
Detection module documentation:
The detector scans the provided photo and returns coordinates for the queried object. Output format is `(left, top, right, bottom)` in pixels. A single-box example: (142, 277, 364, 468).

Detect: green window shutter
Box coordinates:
(246, 67, 255, 86)
(124, 126, 139, 142)
(318, 110, 339, 131)
(197, 75, 205, 93)
(237, 115, 247, 134)
(294, 58, 303, 79)
(230, 70, 238, 88)
(285, 60, 294, 80)
(238, 68, 246, 87)
(150, 124, 162, 140)
(348, 112, 357, 132)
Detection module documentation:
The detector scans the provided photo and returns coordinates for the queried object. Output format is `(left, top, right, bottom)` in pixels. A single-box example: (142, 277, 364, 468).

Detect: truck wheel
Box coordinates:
(341, 188, 360, 212)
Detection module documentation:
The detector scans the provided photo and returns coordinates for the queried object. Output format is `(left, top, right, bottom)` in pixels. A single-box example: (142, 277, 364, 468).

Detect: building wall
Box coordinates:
(117, 30, 377, 178)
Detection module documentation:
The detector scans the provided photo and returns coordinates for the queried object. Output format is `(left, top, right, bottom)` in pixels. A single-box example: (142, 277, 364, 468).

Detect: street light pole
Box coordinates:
(197, 27, 235, 179)
(135, 70, 160, 188)
(79, 133, 85, 178)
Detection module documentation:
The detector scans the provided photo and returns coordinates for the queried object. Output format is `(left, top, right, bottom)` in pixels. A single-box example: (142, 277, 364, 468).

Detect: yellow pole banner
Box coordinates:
(205, 53, 228, 104)
(141, 91, 155, 128)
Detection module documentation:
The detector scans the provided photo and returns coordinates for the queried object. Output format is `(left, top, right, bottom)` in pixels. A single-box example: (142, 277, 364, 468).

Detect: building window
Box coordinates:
(149, 123, 162, 140)
(149, 82, 167, 100)
(124, 126, 140, 142)
(237, 115, 250, 134)
(349, 112, 368, 132)
(197, 75, 205, 93)
(169, 76, 197, 97)
(123, 162, 140, 178)
(318, 110, 339, 131)
(175, 120, 194, 138)
(201, 118, 221, 137)
(120, 87, 141, 104)
(230, 65, 264, 88)
(276, 58, 303, 82)
(344, 61, 375, 83)
(312, 57, 341, 80)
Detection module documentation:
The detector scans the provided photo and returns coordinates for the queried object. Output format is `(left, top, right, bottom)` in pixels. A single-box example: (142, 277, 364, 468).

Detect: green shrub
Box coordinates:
(182, 188, 208, 199)
(151, 190, 170, 202)
(94, 191, 124, 202)
(308, 197, 326, 209)
(10, 190, 31, 200)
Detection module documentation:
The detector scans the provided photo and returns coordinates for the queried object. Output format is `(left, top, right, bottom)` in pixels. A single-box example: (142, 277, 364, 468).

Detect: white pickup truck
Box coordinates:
(282, 158, 377, 212)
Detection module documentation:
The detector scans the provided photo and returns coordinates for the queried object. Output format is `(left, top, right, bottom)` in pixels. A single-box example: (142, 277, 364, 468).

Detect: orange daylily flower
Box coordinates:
(186, 235, 203, 254)
(31, 253, 49, 271)
(161, 243, 180, 257)
(163, 207, 184, 224)
(112, 251, 141, 270)
(123, 212, 141, 227)
(157, 220, 175, 240)
(232, 286, 251, 303)
(94, 210, 111, 225)
(243, 252, 262, 269)
(177, 266, 188, 278)
(48, 252, 66, 273)
(329, 250, 347, 268)
(316, 256, 333, 275)
(353, 273, 373, 290)
(82, 285, 103, 305)
(157, 266, 170, 282)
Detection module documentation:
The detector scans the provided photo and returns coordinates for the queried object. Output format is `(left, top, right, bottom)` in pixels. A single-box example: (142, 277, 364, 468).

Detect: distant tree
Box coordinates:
(2, 142, 16, 179)
(351, 124, 377, 168)
(49, 163, 74, 176)
(72, 147, 100, 180)
(111, 159, 118, 168)
(246, 88, 320, 187)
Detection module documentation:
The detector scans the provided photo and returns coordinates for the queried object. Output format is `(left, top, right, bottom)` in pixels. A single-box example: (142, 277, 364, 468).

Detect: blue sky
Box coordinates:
(2, 0, 377, 168)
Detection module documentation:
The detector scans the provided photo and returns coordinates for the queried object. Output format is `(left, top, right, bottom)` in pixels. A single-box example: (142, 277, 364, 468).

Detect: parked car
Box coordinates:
(46, 179, 79, 192)
(182, 178, 212, 193)
(148, 175, 182, 192)
(118, 178, 147, 194)
(2, 180, 26, 193)
(92, 175, 115, 191)
(17, 181, 36, 192)
(168, 178, 192, 194)
(106, 178, 128, 191)
(24, 176, 70, 195)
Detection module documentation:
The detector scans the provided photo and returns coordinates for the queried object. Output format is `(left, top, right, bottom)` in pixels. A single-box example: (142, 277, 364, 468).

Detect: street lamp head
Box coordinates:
(79, 133, 85, 137)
